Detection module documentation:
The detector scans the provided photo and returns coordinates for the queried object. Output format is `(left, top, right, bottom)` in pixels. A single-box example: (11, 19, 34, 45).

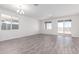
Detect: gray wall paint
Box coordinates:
(71, 15, 79, 37)
(0, 9, 39, 41)
(0, 7, 79, 41)
(39, 19, 57, 35)
(39, 15, 79, 37)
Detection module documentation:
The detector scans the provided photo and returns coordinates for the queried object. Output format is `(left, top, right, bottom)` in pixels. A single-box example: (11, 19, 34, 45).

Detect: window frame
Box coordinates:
(44, 21, 52, 30)
(1, 14, 19, 30)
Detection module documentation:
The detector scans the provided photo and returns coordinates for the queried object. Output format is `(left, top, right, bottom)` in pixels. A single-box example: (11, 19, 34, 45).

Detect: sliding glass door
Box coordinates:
(58, 20, 72, 35)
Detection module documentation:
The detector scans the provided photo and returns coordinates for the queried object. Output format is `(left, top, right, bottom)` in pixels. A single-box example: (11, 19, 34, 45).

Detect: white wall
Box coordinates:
(71, 15, 79, 37)
(0, 9, 39, 41)
(1, 8, 79, 41)
(40, 15, 79, 37)
(39, 19, 57, 35)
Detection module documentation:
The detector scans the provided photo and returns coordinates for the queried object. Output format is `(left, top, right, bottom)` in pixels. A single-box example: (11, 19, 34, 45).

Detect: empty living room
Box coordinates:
(0, 4, 79, 54)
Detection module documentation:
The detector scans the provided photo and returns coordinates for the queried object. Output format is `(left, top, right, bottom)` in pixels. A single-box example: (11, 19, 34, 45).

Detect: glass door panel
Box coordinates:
(58, 22, 63, 34)
(64, 21, 71, 34)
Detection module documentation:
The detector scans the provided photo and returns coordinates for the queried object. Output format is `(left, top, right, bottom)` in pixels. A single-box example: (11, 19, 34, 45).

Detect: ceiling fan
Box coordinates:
(17, 4, 39, 15)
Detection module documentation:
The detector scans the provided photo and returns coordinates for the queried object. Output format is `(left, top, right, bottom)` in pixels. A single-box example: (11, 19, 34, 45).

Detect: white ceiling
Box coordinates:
(0, 4, 79, 19)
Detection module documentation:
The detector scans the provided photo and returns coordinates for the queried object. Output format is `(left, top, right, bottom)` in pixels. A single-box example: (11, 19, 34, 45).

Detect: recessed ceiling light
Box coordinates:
(33, 4, 39, 6)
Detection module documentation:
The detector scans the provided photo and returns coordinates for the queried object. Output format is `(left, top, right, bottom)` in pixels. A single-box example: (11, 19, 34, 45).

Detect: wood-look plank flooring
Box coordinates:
(0, 34, 79, 54)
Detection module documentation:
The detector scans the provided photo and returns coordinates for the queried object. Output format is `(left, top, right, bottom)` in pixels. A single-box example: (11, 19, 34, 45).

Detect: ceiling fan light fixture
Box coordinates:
(17, 9, 24, 15)
(20, 9, 24, 14)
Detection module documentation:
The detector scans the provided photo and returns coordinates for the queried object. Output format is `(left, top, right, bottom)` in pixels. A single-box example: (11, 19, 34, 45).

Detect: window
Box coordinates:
(1, 20, 11, 30)
(1, 14, 19, 30)
(12, 20, 19, 30)
(45, 21, 52, 30)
